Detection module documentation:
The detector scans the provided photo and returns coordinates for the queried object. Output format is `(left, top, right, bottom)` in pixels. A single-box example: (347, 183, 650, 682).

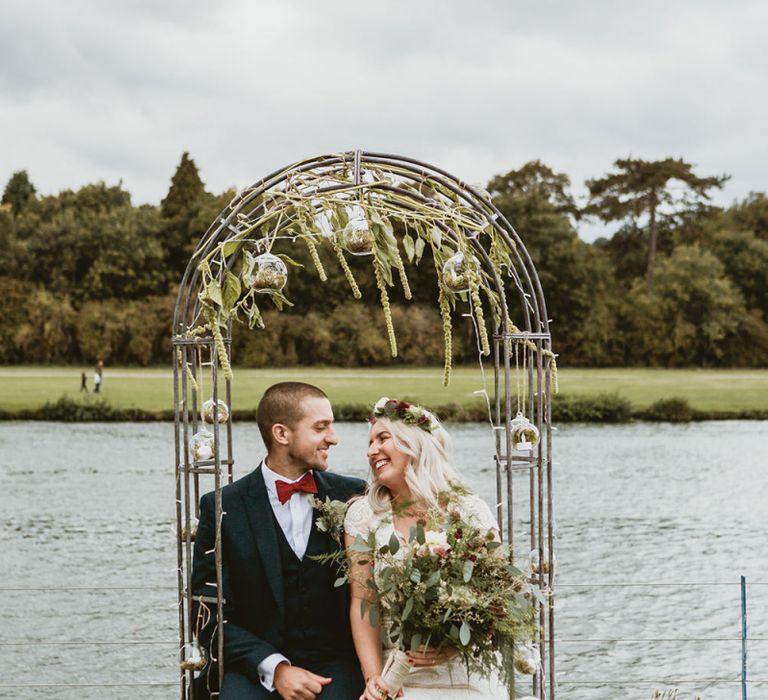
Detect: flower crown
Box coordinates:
(371, 397, 440, 432)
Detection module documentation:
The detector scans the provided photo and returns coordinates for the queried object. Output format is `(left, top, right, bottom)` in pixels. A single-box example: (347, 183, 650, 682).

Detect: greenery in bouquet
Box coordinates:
(347, 492, 540, 698)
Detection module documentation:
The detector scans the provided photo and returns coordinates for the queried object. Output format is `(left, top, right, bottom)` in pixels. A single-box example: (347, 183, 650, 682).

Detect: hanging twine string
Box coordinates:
(515, 341, 521, 414)
(505, 317, 559, 395)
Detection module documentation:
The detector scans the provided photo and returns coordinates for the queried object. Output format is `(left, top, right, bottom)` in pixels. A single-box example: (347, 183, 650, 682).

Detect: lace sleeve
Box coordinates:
(461, 494, 499, 533)
(344, 497, 373, 540)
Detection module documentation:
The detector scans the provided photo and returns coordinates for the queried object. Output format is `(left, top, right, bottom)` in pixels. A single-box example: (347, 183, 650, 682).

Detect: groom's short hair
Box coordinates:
(257, 382, 329, 449)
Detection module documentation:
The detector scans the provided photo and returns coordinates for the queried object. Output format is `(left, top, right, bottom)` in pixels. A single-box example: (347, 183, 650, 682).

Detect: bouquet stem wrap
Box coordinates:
(381, 649, 411, 698)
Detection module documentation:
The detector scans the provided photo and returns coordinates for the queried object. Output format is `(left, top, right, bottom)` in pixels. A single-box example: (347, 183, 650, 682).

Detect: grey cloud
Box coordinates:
(1, 0, 765, 241)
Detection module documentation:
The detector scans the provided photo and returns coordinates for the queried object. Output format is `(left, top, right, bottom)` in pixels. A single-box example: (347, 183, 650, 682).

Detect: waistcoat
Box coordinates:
(272, 510, 354, 660)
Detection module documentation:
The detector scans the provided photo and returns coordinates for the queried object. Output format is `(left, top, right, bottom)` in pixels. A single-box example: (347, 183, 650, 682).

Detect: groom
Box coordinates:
(192, 382, 366, 699)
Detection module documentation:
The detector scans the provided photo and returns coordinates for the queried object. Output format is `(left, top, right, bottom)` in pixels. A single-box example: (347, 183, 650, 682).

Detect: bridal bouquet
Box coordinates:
(348, 495, 540, 698)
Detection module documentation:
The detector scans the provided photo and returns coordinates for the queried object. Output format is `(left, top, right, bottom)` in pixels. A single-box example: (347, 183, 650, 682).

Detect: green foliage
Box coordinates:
(2, 170, 37, 216)
(15, 182, 168, 301)
(551, 393, 633, 423)
(641, 397, 693, 422)
(488, 161, 617, 364)
(158, 151, 210, 279)
(585, 157, 728, 291)
(621, 244, 745, 365)
(0, 153, 766, 370)
(29, 396, 158, 422)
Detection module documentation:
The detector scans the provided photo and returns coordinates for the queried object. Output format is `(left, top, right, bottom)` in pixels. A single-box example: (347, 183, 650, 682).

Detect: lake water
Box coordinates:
(2, 420, 766, 699)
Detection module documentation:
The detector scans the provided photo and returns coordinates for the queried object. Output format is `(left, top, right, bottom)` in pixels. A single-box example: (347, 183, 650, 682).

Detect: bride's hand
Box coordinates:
(360, 674, 404, 700)
(405, 645, 456, 667)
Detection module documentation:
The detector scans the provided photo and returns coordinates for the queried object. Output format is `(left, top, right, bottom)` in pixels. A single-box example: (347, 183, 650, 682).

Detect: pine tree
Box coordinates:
(160, 152, 207, 275)
(585, 158, 728, 292)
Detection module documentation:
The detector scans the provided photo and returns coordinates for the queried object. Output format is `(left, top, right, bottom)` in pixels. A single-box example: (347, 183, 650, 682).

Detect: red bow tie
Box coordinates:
(275, 471, 318, 505)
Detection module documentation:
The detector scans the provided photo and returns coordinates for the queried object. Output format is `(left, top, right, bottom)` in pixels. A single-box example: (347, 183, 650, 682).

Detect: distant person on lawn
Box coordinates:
(80, 371, 88, 393)
(93, 360, 104, 394)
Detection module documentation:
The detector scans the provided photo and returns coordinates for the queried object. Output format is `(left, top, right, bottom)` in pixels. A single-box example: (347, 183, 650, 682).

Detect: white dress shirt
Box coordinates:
(256, 460, 316, 691)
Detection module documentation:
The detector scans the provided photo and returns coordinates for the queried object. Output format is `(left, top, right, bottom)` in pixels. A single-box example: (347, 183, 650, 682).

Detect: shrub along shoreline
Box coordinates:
(1, 394, 765, 423)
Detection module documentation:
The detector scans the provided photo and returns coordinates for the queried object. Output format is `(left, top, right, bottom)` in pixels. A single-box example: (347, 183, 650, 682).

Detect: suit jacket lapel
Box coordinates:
(244, 465, 285, 617)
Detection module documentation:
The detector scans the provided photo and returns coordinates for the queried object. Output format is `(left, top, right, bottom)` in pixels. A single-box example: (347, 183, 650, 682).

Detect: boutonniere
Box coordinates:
(309, 496, 349, 545)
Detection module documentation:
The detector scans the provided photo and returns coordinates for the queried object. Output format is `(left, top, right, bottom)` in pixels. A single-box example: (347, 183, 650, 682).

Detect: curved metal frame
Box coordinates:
(172, 151, 556, 698)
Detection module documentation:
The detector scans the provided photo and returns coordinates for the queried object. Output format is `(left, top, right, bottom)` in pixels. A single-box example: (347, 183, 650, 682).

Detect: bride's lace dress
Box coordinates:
(344, 494, 508, 699)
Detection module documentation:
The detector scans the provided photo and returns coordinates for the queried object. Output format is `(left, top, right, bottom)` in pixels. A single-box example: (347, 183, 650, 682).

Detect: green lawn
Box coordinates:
(1, 367, 766, 413)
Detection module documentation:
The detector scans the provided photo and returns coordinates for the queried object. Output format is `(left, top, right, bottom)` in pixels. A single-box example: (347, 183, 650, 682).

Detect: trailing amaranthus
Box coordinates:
(304, 237, 327, 281)
(332, 238, 362, 299)
(468, 270, 491, 356)
(438, 289, 453, 386)
(431, 243, 454, 386)
(202, 309, 233, 381)
(211, 323, 233, 381)
(373, 258, 397, 357)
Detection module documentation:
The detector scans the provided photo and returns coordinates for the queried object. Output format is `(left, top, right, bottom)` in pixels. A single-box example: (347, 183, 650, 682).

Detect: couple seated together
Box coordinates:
(192, 382, 505, 699)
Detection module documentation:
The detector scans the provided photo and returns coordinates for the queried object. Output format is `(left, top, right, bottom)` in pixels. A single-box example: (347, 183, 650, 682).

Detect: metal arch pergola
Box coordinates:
(172, 150, 557, 699)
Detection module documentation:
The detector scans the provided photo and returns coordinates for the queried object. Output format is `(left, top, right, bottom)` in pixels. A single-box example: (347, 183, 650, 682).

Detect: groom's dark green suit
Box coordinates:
(192, 465, 366, 698)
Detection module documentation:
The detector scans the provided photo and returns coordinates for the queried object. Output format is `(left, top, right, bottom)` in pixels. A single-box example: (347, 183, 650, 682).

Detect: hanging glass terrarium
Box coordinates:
(189, 429, 215, 461)
(510, 411, 540, 450)
(180, 517, 199, 542)
(341, 215, 374, 256)
(513, 642, 541, 675)
(202, 398, 229, 424)
(441, 251, 472, 293)
(529, 547, 554, 576)
(243, 252, 287, 293)
(179, 637, 208, 672)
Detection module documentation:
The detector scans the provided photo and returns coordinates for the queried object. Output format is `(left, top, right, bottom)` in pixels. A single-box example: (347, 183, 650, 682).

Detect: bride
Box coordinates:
(344, 398, 507, 700)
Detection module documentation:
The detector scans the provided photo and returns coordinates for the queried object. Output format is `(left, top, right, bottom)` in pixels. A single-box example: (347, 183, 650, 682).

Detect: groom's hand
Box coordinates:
(274, 662, 332, 700)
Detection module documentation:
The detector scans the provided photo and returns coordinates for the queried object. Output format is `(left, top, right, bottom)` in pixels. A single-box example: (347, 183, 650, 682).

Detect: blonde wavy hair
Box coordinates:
(365, 415, 463, 514)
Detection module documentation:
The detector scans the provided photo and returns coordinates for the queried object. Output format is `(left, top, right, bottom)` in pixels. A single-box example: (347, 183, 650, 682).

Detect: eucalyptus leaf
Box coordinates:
(410, 633, 422, 652)
(459, 621, 471, 646)
(220, 239, 242, 257)
(205, 279, 223, 308)
(277, 253, 305, 268)
(402, 597, 414, 621)
(334, 577, 346, 588)
(369, 605, 379, 626)
(414, 236, 426, 263)
(416, 524, 426, 545)
(402, 234, 415, 262)
(388, 532, 400, 555)
(463, 560, 474, 583)
(222, 270, 241, 310)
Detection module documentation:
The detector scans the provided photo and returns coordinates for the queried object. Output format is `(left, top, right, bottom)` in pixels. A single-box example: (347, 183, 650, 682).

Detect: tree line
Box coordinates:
(1, 153, 766, 367)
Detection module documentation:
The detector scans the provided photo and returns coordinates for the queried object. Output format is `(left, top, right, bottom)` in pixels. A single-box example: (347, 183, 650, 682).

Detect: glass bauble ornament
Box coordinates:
(510, 411, 540, 450)
(202, 398, 229, 424)
(179, 637, 207, 672)
(513, 642, 541, 675)
(529, 547, 554, 576)
(341, 216, 374, 256)
(441, 251, 472, 293)
(243, 252, 287, 293)
(189, 429, 215, 461)
(180, 518, 199, 542)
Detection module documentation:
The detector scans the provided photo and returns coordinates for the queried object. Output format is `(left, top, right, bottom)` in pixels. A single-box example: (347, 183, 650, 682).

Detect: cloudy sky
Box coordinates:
(2, 0, 766, 240)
